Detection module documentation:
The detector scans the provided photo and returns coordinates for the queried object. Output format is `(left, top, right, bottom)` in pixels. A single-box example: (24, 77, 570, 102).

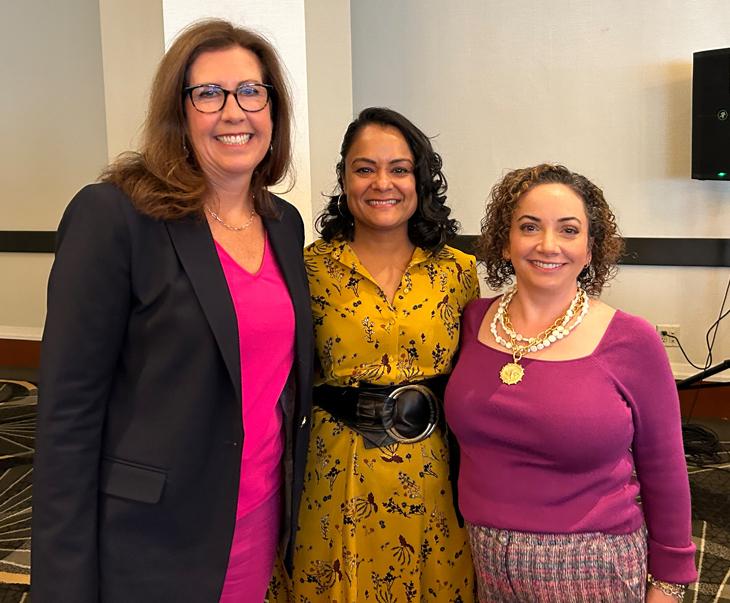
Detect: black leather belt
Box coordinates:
(314, 377, 447, 449)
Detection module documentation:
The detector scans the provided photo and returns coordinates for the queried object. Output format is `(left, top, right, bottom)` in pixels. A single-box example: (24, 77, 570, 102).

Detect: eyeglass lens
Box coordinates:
(190, 84, 269, 113)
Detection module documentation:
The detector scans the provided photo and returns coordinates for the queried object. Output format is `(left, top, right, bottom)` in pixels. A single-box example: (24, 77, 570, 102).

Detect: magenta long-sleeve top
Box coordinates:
(445, 297, 697, 584)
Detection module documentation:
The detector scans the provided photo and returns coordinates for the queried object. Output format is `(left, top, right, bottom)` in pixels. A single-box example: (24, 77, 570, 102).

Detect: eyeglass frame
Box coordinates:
(183, 83, 274, 114)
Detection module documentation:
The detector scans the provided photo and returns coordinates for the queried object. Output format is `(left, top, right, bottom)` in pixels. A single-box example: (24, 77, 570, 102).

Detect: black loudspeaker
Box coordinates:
(692, 48, 730, 180)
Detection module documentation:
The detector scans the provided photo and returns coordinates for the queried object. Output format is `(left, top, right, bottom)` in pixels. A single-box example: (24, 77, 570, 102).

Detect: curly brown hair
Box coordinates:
(475, 164, 624, 296)
(101, 19, 293, 220)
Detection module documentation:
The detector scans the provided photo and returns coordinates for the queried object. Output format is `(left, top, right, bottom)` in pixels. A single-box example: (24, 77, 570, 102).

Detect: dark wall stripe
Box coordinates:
(0, 231, 728, 267)
(451, 235, 730, 268)
(622, 238, 730, 267)
(0, 231, 56, 253)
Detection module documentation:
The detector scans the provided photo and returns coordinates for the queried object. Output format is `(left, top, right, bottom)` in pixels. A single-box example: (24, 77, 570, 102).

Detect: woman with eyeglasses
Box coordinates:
(32, 19, 313, 603)
(269, 107, 479, 603)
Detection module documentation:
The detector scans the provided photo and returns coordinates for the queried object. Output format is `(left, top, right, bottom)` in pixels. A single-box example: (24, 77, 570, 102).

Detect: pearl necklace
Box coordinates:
(490, 285, 589, 384)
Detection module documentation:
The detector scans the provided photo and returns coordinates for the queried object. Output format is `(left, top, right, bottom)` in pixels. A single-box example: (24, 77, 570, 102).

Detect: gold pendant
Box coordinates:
(500, 362, 524, 385)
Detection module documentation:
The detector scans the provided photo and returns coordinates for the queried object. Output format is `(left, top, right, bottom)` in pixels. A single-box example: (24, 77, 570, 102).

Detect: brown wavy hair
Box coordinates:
(101, 19, 293, 220)
(475, 164, 624, 296)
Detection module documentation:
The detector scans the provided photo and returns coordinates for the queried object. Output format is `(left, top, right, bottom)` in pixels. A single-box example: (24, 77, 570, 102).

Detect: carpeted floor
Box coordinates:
(0, 378, 727, 602)
(686, 417, 730, 602)
(0, 380, 34, 602)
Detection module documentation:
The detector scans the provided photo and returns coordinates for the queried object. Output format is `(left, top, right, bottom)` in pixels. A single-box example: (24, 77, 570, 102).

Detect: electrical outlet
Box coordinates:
(656, 324, 680, 347)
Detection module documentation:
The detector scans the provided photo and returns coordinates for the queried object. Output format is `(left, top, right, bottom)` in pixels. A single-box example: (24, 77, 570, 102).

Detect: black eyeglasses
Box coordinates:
(183, 83, 273, 113)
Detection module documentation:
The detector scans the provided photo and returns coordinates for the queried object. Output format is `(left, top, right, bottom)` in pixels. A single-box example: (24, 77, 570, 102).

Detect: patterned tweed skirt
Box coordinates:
(466, 523, 648, 603)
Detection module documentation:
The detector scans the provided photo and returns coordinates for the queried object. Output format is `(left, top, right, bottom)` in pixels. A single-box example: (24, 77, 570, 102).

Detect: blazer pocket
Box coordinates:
(99, 457, 167, 504)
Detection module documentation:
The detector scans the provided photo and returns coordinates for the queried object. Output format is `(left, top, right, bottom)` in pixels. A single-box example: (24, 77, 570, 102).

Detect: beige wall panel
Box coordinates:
(99, 0, 165, 161)
(0, 254, 53, 340)
(304, 0, 354, 221)
(0, 0, 108, 333)
(0, 0, 108, 231)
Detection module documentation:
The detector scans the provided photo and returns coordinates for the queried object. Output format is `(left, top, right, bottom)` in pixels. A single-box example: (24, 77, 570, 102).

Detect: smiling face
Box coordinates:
(505, 183, 592, 295)
(185, 46, 273, 191)
(342, 124, 418, 240)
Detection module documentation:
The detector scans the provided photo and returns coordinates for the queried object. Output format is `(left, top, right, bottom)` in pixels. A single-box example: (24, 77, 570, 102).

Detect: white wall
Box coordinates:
(0, 0, 109, 231)
(0, 0, 109, 339)
(0, 0, 354, 337)
(8, 0, 725, 377)
(350, 0, 730, 379)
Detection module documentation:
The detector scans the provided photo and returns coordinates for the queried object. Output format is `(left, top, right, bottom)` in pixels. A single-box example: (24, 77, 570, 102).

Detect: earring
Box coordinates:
(182, 135, 190, 156)
(337, 194, 348, 218)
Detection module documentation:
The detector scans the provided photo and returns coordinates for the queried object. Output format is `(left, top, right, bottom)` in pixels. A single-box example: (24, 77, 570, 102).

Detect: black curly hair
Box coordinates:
(475, 164, 624, 296)
(316, 107, 458, 253)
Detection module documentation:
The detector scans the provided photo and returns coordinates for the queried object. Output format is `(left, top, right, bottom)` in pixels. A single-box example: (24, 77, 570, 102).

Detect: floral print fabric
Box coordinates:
(269, 238, 480, 603)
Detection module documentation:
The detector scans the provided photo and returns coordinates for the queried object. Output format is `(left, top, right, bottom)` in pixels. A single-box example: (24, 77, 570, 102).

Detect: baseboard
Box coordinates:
(0, 340, 41, 369)
(679, 382, 730, 420)
(0, 327, 42, 341)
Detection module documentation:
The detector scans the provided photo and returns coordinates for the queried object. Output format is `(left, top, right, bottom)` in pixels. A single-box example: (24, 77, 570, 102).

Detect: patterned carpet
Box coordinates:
(0, 380, 33, 602)
(0, 378, 726, 602)
(687, 427, 730, 603)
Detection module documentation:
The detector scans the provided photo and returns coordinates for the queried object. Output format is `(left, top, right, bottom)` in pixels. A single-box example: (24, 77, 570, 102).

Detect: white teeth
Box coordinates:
(216, 134, 252, 145)
(366, 199, 398, 206)
(533, 261, 562, 269)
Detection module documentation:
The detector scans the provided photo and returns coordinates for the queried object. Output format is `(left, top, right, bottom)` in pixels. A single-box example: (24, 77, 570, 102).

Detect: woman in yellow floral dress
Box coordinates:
(270, 107, 479, 603)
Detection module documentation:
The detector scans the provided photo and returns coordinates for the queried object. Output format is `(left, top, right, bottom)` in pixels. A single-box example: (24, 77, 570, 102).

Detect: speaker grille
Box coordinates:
(692, 47, 730, 180)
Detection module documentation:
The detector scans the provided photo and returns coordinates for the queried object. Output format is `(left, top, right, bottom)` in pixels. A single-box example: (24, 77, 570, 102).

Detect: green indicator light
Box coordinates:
(719, 172, 727, 177)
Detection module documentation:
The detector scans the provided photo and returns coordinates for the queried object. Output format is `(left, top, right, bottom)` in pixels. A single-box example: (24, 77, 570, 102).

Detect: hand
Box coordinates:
(647, 584, 682, 602)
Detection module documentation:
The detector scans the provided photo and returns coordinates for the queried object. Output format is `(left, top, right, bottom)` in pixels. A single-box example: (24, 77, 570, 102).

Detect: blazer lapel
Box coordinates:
(165, 217, 242, 403)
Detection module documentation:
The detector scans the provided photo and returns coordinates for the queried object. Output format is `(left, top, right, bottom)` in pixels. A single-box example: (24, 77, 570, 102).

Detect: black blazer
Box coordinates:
(31, 183, 313, 603)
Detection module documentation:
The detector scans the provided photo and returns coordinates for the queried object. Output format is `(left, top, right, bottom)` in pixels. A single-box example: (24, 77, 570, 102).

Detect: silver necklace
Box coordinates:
(205, 205, 255, 232)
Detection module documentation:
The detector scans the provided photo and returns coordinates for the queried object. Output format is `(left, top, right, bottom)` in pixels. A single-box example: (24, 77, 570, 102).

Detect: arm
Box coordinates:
(647, 585, 683, 603)
(612, 317, 697, 585)
(31, 185, 132, 603)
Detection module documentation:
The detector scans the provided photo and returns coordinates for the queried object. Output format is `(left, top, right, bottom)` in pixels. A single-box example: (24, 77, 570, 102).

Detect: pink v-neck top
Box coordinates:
(445, 297, 697, 584)
(216, 236, 295, 518)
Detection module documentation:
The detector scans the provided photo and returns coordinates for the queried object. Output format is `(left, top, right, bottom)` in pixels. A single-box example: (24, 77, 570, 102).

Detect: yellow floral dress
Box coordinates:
(270, 237, 480, 603)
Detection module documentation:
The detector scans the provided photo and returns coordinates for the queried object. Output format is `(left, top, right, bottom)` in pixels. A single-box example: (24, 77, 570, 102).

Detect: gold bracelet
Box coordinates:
(647, 574, 687, 600)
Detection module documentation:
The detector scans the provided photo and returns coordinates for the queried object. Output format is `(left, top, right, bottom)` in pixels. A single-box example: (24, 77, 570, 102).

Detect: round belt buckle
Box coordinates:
(382, 384, 439, 444)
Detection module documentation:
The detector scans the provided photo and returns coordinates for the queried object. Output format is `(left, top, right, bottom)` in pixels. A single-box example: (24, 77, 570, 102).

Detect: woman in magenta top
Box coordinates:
(33, 20, 313, 603)
(445, 164, 696, 602)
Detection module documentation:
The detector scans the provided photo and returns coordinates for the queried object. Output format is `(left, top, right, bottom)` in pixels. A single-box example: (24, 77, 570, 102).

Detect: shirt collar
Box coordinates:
(308, 237, 454, 273)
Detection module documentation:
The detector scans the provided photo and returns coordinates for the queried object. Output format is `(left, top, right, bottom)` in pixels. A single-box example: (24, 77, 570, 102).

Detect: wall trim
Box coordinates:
(0, 231, 55, 253)
(2, 231, 729, 267)
(0, 327, 43, 341)
(450, 235, 730, 267)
